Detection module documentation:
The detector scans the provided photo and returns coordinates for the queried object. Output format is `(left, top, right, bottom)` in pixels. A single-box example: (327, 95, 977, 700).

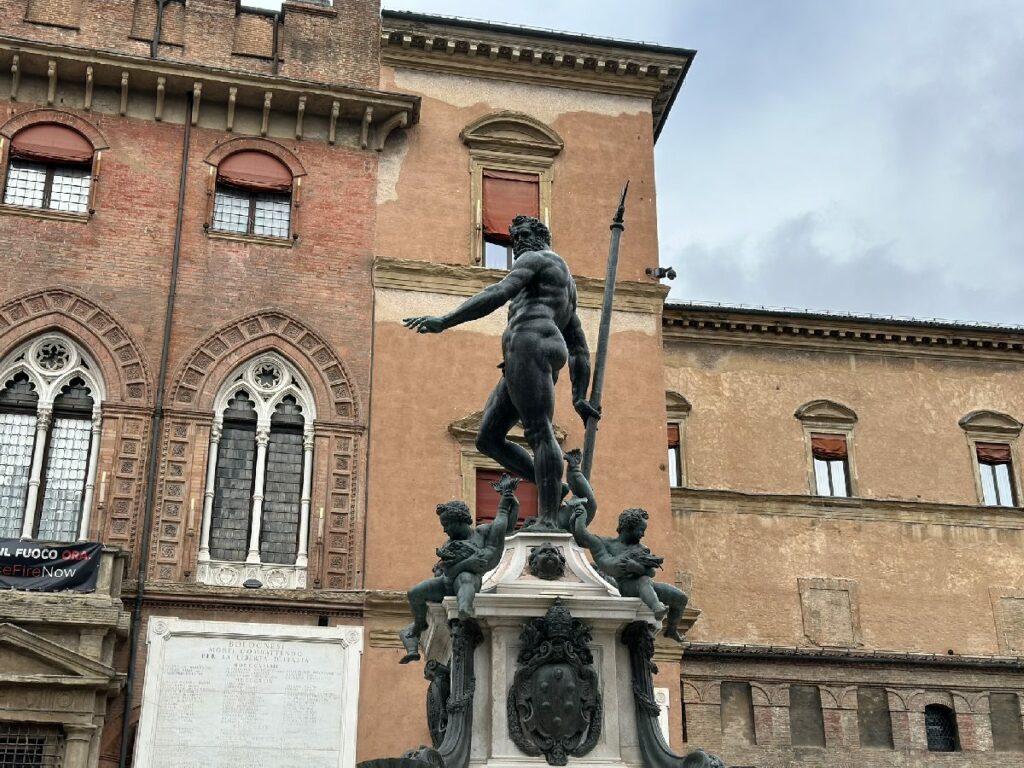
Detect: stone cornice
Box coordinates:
(123, 580, 371, 614)
(0, 35, 420, 147)
(374, 257, 669, 314)
(683, 643, 1023, 671)
(671, 486, 1024, 531)
(664, 303, 1024, 362)
(380, 11, 694, 141)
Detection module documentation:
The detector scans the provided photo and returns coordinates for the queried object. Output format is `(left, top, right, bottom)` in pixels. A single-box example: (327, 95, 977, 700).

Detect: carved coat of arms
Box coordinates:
(507, 600, 602, 765)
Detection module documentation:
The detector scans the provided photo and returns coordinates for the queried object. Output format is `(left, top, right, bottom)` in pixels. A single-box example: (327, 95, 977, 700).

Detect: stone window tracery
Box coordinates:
(0, 334, 104, 542)
(197, 353, 315, 589)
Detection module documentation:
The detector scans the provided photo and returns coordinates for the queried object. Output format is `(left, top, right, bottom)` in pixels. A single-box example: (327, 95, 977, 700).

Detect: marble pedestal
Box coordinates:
(421, 531, 658, 768)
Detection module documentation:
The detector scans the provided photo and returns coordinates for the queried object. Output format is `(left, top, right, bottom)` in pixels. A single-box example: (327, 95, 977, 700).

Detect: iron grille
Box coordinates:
(0, 724, 64, 768)
(925, 704, 958, 752)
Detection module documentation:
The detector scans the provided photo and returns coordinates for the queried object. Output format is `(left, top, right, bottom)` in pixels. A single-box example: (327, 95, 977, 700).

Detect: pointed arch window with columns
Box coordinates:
(197, 353, 315, 589)
(0, 334, 104, 542)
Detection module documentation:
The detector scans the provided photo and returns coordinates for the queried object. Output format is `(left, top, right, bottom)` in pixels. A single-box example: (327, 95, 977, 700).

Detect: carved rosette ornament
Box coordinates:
(507, 600, 601, 765)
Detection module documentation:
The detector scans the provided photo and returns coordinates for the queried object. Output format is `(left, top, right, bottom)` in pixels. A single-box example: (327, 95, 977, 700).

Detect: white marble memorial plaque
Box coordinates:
(134, 618, 363, 768)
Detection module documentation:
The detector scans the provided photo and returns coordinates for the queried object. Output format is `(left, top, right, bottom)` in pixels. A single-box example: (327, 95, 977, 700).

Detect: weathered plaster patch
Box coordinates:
(376, 130, 410, 204)
(393, 69, 648, 122)
(375, 288, 657, 338)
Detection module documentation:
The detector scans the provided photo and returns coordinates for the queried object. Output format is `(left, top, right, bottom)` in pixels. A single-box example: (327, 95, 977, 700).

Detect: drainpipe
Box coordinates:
(151, 0, 185, 59)
(117, 90, 192, 768)
(271, 12, 281, 76)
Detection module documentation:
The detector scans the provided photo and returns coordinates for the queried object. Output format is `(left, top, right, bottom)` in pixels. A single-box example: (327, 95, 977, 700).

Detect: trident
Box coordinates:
(581, 182, 628, 480)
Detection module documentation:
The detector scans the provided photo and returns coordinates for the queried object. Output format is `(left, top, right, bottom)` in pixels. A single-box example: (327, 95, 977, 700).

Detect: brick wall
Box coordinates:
(1, 0, 382, 88)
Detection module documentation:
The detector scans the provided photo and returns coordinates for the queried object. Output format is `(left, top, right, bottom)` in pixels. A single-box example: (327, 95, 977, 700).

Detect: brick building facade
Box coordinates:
(0, 2, 1021, 768)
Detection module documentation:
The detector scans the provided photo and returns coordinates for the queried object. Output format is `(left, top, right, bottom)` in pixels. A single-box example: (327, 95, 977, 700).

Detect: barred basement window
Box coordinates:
(925, 704, 959, 752)
(211, 150, 292, 239)
(0, 335, 103, 542)
(3, 123, 95, 214)
(0, 723, 64, 768)
(198, 354, 315, 589)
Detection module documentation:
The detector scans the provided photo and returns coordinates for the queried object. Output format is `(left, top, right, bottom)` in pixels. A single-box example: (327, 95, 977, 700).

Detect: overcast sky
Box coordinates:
(377, 1, 1024, 325)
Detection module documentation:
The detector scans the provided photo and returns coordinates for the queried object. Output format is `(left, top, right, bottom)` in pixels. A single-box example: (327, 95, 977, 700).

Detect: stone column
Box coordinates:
(78, 408, 102, 541)
(295, 427, 314, 570)
(21, 406, 52, 538)
(198, 422, 222, 563)
(63, 723, 96, 768)
(245, 424, 270, 564)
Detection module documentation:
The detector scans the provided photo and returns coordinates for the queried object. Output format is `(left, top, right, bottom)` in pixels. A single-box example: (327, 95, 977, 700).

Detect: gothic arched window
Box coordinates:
(0, 334, 103, 541)
(197, 354, 315, 589)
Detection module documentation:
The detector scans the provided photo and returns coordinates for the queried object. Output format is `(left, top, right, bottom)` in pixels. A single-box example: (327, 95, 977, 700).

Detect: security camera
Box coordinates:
(645, 266, 677, 280)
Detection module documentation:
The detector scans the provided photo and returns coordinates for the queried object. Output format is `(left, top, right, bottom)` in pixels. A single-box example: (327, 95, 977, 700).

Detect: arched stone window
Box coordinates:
(3, 123, 95, 214)
(197, 353, 315, 589)
(924, 703, 959, 752)
(210, 150, 294, 240)
(0, 334, 104, 541)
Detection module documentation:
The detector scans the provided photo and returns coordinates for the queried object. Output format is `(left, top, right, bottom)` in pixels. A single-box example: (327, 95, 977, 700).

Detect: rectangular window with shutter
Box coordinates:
(474, 468, 537, 526)
(481, 170, 539, 270)
(811, 433, 850, 497)
(975, 442, 1016, 506)
(667, 423, 683, 488)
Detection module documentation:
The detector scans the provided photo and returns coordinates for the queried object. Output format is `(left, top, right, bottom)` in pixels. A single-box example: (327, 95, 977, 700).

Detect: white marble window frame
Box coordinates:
(197, 353, 316, 589)
(0, 333, 104, 542)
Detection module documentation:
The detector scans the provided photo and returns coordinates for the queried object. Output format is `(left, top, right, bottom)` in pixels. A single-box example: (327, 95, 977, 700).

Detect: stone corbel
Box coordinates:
(119, 71, 129, 115)
(155, 77, 166, 121)
(295, 95, 306, 139)
(9, 55, 19, 101)
(226, 86, 237, 132)
(372, 110, 408, 152)
(84, 66, 94, 110)
(261, 91, 273, 137)
(191, 82, 202, 125)
(360, 106, 373, 149)
(328, 100, 340, 144)
(46, 60, 57, 105)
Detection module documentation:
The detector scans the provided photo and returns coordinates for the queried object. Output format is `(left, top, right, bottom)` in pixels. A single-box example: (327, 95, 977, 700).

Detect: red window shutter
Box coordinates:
(217, 151, 292, 192)
(976, 442, 1012, 465)
(811, 433, 848, 461)
(475, 468, 537, 527)
(667, 423, 680, 449)
(482, 170, 539, 244)
(10, 124, 93, 164)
